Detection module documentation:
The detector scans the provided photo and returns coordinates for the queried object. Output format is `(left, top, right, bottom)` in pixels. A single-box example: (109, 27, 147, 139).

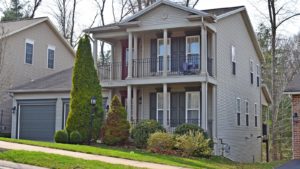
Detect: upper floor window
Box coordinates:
(250, 60, 254, 84)
(245, 100, 249, 126)
(231, 45, 236, 75)
(256, 64, 260, 87)
(157, 39, 171, 72)
(186, 36, 200, 69)
(236, 98, 241, 126)
(254, 103, 258, 127)
(47, 46, 55, 69)
(25, 39, 34, 64)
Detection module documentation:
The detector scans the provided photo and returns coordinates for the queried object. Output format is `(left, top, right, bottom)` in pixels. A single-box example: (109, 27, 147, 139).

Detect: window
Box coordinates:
(245, 100, 249, 126)
(63, 102, 70, 128)
(254, 103, 258, 127)
(250, 60, 254, 84)
(186, 36, 200, 69)
(256, 64, 260, 87)
(236, 98, 241, 126)
(157, 93, 170, 125)
(25, 39, 34, 64)
(47, 46, 55, 69)
(186, 92, 201, 126)
(157, 39, 171, 72)
(231, 45, 236, 75)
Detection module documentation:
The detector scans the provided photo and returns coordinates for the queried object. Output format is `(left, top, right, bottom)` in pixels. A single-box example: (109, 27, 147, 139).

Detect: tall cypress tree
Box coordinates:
(66, 35, 103, 143)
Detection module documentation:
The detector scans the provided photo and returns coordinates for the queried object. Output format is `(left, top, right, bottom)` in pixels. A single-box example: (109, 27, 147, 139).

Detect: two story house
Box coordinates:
(0, 18, 74, 135)
(85, 0, 271, 162)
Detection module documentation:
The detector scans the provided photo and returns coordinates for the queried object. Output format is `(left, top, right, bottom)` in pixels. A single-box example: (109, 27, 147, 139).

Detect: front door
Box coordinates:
(121, 40, 128, 80)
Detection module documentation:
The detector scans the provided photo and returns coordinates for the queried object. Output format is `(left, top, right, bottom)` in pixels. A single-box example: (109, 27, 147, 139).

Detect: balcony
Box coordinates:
(99, 56, 214, 81)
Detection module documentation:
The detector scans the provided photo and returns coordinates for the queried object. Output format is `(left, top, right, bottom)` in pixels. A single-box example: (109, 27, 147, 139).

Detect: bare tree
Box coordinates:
(112, 0, 133, 22)
(29, 0, 43, 18)
(52, 0, 77, 47)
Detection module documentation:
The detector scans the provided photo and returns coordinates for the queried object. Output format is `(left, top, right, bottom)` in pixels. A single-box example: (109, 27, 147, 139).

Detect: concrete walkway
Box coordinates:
(0, 141, 186, 169)
(0, 160, 47, 169)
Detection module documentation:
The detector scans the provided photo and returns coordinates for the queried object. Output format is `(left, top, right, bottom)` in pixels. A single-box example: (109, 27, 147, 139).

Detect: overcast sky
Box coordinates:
(1, 0, 300, 36)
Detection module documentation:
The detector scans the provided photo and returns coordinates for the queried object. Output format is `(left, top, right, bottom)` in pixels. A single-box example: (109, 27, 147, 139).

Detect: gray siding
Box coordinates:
(215, 13, 261, 162)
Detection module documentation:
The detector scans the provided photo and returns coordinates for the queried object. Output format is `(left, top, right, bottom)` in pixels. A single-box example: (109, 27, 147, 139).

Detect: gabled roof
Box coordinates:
(203, 6, 245, 17)
(0, 17, 75, 56)
(284, 73, 300, 94)
(262, 84, 272, 104)
(10, 68, 72, 93)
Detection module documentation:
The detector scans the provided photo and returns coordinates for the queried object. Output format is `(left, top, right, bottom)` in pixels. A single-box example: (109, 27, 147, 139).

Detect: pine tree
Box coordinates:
(66, 35, 103, 143)
(102, 95, 130, 145)
(1, 0, 24, 21)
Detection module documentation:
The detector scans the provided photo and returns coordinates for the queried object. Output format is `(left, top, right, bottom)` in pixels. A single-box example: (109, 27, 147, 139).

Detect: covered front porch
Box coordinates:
(104, 82, 216, 137)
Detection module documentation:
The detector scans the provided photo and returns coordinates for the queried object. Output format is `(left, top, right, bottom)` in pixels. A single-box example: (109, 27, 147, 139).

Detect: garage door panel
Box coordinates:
(19, 104, 56, 141)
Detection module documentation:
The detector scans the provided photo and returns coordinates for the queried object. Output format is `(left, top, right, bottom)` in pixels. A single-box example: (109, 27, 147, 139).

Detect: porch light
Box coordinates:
(91, 96, 97, 106)
(293, 112, 298, 122)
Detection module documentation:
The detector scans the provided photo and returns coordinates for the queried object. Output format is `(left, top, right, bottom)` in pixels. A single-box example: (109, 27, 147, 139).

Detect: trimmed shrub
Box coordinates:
(131, 120, 165, 148)
(174, 123, 204, 135)
(69, 131, 82, 144)
(54, 130, 68, 143)
(175, 131, 212, 158)
(66, 35, 103, 143)
(147, 132, 175, 154)
(102, 96, 130, 145)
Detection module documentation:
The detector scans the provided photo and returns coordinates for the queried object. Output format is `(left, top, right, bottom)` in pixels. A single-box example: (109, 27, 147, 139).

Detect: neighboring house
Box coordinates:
(9, 0, 271, 163)
(84, 0, 271, 162)
(284, 74, 300, 160)
(0, 17, 74, 135)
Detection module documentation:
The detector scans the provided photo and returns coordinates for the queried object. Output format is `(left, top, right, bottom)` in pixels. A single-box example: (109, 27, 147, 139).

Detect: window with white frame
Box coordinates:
(157, 93, 170, 125)
(25, 39, 34, 64)
(157, 39, 171, 72)
(186, 36, 200, 69)
(47, 45, 55, 69)
(231, 45, 236, 75)
(63, 102, 69, 128)
(186, 92, 200, 126)
(250, 60, 254, 84)
(237, 98, 241, 126)
(256, 64, 260, 87)
(254, 103, 258, 127)
(245, 100, 249, 126)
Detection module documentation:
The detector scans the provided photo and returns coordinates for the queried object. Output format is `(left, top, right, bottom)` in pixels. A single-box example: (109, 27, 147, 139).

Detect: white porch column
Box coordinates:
(93, 39, 98, 69)
(211, 32, 216, 77)
(201, 26, 207, 75)
(127, 85, 132, 122)
(128, 32, 133, 79)
(163, 29, 168, 77)
(163, 83, 168, 128)
(201, 82, 208, 130)
(133, 35, 138, 77)
(133, 86, 137, 123)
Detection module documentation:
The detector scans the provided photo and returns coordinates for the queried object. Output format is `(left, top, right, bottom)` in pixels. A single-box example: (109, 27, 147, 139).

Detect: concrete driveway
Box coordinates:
(276, 160, 300, 169)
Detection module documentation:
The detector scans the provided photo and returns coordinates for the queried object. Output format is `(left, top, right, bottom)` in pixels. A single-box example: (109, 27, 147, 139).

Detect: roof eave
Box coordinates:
(9, 88, 71, 94)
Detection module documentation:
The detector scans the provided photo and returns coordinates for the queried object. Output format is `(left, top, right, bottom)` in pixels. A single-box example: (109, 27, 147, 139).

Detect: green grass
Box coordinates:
(0, 137, 284, 169)
(0, 150, 138, 169)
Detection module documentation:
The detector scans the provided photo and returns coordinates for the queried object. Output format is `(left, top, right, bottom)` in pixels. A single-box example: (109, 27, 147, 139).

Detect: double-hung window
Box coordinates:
(62, 102, 70, 128)
(254, 103, 258, 127)
(250, 60, 254, 84)
(231, 45, 236, 75)
(157, 39, 171, 72)
(245, 100, 249, 126)
(186, 92, 200, 126)
(237, 98, 241, 126)
(47, 45, 55, 69)
(25, 39, 34, 64)
(256, 64, 260, 87)
(186, 36, 200, 70)
(157, 93, 170, 125)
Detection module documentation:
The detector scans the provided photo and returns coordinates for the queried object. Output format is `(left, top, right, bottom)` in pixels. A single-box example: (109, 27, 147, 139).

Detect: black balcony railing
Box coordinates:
(98, 62, 122, 80)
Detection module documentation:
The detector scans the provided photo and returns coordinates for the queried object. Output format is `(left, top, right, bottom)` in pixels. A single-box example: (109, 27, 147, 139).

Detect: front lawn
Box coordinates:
(0, 137, 284, 169)
(0, 149, 137, 169)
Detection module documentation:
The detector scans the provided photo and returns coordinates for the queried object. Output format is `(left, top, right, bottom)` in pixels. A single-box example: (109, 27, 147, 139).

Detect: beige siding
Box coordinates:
(215, 13, 262, 162)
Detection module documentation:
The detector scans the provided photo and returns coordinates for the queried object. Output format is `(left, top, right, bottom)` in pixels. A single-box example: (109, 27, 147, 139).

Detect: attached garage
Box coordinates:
(18, 100, 56, 141)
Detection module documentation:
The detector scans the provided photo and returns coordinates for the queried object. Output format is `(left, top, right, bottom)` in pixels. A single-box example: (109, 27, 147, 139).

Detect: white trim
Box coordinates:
(63, 102, 69, 128)
(157, 38, 171, 72)
(185, 91, 201, 127)
(24, 39, 34, 65)
(186, 35, 200, 68)
(231, 45, 236, 63)
(216, 7, 245, 20)
(47, 45, 56, 69)
(156, 92, 170, 125)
